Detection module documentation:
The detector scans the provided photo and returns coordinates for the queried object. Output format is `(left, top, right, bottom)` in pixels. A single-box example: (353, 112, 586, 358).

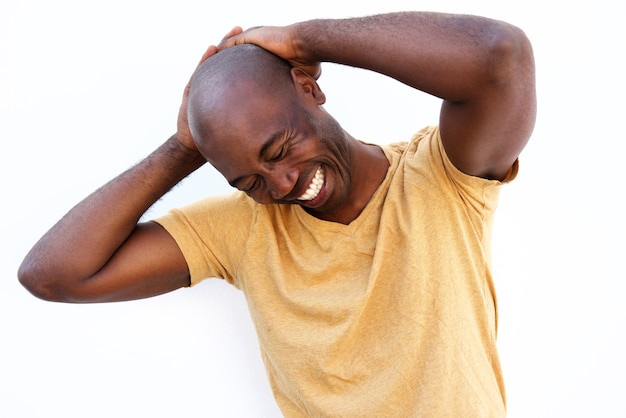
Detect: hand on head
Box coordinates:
(177, 24, 323, 155)
(174, 44, 218, 154)
(217, 24, 322, 80)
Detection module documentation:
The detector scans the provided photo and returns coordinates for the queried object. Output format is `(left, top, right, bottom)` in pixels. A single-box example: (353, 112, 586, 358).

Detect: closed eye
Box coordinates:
(270, 142, 288, 162)
(242, 176, 261, 193)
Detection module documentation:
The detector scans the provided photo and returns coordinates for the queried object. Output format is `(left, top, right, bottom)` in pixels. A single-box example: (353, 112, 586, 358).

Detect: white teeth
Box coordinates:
(298, 167, 324, 201)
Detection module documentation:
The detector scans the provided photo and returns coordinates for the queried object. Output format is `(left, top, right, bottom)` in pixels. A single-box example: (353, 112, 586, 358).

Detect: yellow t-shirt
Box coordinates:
(155, 126, 517, 417)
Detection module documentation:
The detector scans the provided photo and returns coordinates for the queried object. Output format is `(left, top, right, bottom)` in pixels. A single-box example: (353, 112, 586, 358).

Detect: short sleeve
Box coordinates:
(407, 126, 517, 217)
(153, 192, 255, 288)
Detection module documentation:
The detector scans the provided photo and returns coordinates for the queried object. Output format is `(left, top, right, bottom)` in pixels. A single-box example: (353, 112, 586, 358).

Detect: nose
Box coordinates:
(265, 166, 298, 200)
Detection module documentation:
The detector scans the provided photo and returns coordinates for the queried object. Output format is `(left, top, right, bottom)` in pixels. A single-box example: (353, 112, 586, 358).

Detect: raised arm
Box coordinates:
(218, 11, 536, 180)
(17, 47, 219, 303)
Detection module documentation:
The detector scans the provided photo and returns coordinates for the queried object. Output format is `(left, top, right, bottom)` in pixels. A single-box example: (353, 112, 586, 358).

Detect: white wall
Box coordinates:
(1, 0, 624, 416)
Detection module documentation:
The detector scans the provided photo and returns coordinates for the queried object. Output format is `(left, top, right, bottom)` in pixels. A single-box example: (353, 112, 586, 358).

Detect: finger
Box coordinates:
(222, 26, 243, 40)
(216, 26, 257, 51)
(197, 45, 218, 66)
(312, 65, 322, 80)
(184, 45, 218, 89)
(216, 35, 241, 51)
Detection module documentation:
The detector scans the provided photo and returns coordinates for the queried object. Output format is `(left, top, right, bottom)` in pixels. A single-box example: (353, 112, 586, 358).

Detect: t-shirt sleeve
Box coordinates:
(153, 191, 255, 288)
(408, 125, 518, 216)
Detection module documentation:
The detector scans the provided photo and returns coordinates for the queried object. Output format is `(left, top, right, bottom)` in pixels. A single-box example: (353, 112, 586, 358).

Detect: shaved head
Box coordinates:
(188, 44, 295, 146)
(183, 44, 359, 220)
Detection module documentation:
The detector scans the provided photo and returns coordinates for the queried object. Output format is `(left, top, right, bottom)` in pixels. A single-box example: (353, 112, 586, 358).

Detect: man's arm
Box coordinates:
(18, 46, 219, 303)
(218, 12, 536, 180)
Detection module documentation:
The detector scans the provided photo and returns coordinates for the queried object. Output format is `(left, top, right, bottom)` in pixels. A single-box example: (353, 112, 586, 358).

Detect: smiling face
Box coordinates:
(188, 45, 357, 218)
(188, 45, 391, 224)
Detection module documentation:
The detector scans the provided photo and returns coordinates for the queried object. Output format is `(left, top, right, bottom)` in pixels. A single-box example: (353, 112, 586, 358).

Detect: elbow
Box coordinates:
(484, 21, 535, 87)
(18, 259, 73, 303)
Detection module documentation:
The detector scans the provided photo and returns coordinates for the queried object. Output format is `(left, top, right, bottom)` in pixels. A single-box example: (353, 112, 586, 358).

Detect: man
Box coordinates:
(19, 11, 536, 416)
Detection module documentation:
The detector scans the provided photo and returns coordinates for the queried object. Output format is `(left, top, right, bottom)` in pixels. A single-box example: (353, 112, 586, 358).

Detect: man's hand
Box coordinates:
(175, 45, 218, 153)
(175, 27, 250, 153)
(217, 25, 322, 79)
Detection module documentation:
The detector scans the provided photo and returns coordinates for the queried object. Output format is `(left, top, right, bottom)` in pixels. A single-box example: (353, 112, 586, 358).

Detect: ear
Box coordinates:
(291, 67, 326, 105)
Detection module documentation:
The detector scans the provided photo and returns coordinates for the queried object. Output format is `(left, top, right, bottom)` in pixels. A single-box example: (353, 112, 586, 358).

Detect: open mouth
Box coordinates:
(297, 166, 324, 201)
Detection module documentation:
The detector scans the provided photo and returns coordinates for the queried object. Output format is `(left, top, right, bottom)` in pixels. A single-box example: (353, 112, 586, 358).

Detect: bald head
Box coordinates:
(188, 44, 295, 145)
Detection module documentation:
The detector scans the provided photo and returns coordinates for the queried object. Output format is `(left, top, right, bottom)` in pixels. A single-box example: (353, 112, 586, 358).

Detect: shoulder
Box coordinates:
(398, 125, 518, 185)
(381, 126, 514, 215)
(154, 191, 258, 239)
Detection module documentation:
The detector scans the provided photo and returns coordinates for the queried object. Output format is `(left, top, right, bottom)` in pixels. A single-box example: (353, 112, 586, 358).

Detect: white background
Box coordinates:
(1, 0, 624, 416)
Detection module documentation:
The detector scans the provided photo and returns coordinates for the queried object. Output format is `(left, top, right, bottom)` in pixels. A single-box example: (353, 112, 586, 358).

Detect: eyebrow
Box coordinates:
(227, 130, 286, 189)
(259, 130, 286, 160)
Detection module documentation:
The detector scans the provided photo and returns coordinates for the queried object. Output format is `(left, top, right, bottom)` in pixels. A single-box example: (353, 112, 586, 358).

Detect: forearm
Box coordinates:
(296, 12, 528, 100)
(18, 135, 205, 291)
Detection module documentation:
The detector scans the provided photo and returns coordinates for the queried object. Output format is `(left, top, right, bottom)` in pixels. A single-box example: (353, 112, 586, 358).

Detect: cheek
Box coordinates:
(320, 137, 351, 174)
(318, 118, 350, 159)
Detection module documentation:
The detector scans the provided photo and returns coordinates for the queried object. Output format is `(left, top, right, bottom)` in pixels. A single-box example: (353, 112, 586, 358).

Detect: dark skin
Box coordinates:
(18, 12, 536, 303)
(189, 60, 389, 224)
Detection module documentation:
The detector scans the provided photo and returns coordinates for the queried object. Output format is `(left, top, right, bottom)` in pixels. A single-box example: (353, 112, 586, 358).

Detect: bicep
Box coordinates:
(439, 29, 537, 180)
(71, 221, 191, 303)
